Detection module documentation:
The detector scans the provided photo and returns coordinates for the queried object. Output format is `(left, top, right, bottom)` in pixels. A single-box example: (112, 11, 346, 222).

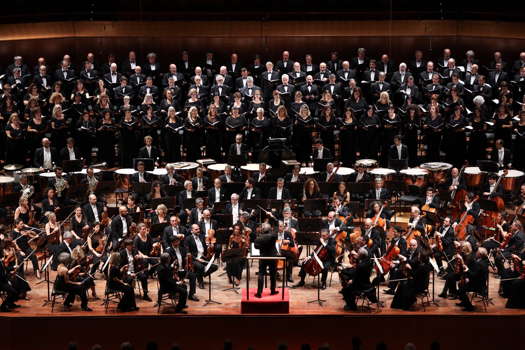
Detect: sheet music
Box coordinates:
(250, 243, 260, 257)
(204, 254, 216, 273)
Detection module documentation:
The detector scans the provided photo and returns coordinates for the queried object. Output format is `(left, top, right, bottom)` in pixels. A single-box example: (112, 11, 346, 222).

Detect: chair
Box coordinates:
(469, 273, 492, 312)
(355, 287, 380, 312)
(155, 278, 179, 313)
(102, 282, 123, 313)
(50, 288, 68, 312)
(416, 289, 431, 311)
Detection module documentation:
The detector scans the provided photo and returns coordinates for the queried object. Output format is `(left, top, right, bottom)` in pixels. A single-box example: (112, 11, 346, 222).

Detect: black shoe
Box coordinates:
(320, 282, 327, 290)
(189, 295, 200, 302)
(438, 292, 447, 298)
(293, 281, 305, 288)
(81, 307, 93, 312)
(270, 290, 280, 295)
(0, 306, 11, 312)
(182, 304, 189, 309)
(174, 308, 188, 314)
(143, 294, 152, 302)
(254, 293, 262, 298)
(383, 289, 395, 295)
(463, 305, 475, 312)
(8, 304, 21, 309)
(198, 282, 205, 289)
(131, 307, 140, 311)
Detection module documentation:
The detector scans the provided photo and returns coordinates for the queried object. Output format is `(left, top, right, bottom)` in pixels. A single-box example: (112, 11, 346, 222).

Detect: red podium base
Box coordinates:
(241, 288, 290, 314)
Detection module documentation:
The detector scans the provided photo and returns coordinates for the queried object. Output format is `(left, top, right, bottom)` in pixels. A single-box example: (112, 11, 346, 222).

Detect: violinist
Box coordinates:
(461, 192, 481, 219)
(165, 235, 199, 301)
(162, 215, 187, 249)
(184, 224, 218, 290)
(433, 217, 456, 276)
(10, 219, 40, 278)
(494, 221, 525, 278)
(383, 226, 408, 294)
(456, 247, 489, 311)
(439, 241, 474, 299)
(119, 239, 151, 301)
(368, 179, 390, 201)
(2, 238, 31, 299)
(361, 218, 383, 256)
(107, 252, 139, 312)
(421, 187, 440, 210)
(0, 251, 21, 312)
(295, 229, 336, 289)
(55, 252, 92, 311)
(110, 206, 133, 250)
(391, 239, 423, 310)
(86, 223, 108, 274)
(157, 252, 188, 313)
(254, 223, 279, 298)
(82, 194, 106, 226)
(224, 224, 249, 286)
(328, 198, 351, 222)
(407, 206, 426, 235)
(71, 207, 90, 239)
(348, 164, 372, 184)
(340, 247, 377, 311)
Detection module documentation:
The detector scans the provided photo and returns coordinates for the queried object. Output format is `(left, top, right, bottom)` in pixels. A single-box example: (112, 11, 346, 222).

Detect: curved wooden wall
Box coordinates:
(0, 20, 523, 67)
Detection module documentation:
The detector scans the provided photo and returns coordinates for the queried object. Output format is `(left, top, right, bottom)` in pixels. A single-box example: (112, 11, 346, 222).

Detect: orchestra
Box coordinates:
(1, 47, 525, 315)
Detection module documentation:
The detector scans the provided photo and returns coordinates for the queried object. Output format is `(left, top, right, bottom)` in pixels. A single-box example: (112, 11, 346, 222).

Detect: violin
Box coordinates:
(150, 241, 162, 257)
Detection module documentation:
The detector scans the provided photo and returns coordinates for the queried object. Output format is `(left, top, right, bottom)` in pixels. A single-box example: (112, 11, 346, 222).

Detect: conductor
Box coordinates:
(254, 223, 280, 298)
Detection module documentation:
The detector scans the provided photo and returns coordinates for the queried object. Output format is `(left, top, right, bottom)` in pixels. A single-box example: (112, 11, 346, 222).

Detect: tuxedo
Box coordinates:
(191, 176, 211, 192)
(163, 72, 185, 87)
(131, 171, 152, 184)
(348, 171, 372, 183)
(488, 70, 508, 87)
(129, 73, 146, 88)
(240, 85, 262, 99)
(33, 147, 58, 168)
(252, 171, 272, 183)
(113, 85, 135, 103)
(362, 69, 379, 82)
(82, 202, 105, 226)
(207, 187, 227, 203)
(54, 68, 76, 83)
(59, 146, 80, 163)
(138, 84, 160, 100)
(110, 215, 133, 247)
(122, 59, 141, 75)
(369, 188, 390, 201)
(391, 71, 413, 89)
(267, 187, 291, 200)
(312, 147, 332, 160)
(177, 190, 196, 209)
(138, 145, 161, 160)
(490, 147, 512, 168)
(210, 84, 231, 98)
(276, 60, 295, 74)
(240, 187, 261, 200)
(227, 63, 242, 79)
(162, 225, 188, 248)
(143, 62, 162, 79)
(33, 74, 53, 90)
(261, 71, 280, 98)
(103, 72, 122, 88)
(388, 144, 408, 160)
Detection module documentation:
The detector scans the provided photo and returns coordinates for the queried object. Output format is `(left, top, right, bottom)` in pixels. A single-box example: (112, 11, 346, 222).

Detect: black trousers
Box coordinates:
(125, 271, 148, 294)
(63, 283, 88, 309)
(441, 272, 461, 295)
(111, 281, 136, 310)
(160, 284, 188, 310)
(342, 284, 378, 309)
(257, 259, 277, 295)
(193, 261, 218, 284)
(178, 270, 197, 297)
(226, 257, 246, 281)
(299, 262, 330, 284)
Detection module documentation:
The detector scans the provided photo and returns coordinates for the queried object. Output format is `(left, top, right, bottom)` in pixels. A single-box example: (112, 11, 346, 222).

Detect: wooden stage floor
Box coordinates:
(2, 265, 525, 350)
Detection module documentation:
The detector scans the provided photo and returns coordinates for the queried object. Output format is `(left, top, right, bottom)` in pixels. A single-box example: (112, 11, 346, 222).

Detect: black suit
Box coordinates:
(490, 148, 512, 168)
(59, 146, 80, 163)
(240, 187, 261, 200)
(82, 202, 105, 226)
(254, 232, 279, 295)
(267, 187, 291, 200)
(312, 147, 332, 160)
(156, 263, 188, 309)
(162, 225, 187, 248)
(276, 60, 294, 74)
(191, 176, 210, 192)
(184, 234, 218, 283)
(388, 144, 409, 161)
(110, 215, 133, 249)
(369, 188, 390, 201)
(207, 187, 227, 203)
(341, 257, 377, 309)
(33, 147, 58, 168)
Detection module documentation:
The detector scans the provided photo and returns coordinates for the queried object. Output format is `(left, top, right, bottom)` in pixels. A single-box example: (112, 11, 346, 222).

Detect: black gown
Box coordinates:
(359, 114, 381, 159)
(184, 118, 203, 161)
(467, 119, 487, 165)
(97, 120, 117, 167)
(403, 116, 421, 167)
(204, 117, 223, 161)
(513, 124, 525, 171)
(317, 115, 337, 153)
(338, 118, 358, 166)
(293, 116, 315, 163)
(423, 115, 444, 162)
(119, 119, 139, 167)
(443, 116, 467, 168)
(249, 117, 272, 162)
(163, 119, 183, 162)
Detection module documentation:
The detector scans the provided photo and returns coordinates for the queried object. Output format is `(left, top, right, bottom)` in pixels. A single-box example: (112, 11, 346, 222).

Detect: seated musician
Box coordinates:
(439, 241, 474, 299)
(228, 133, 250, 164)
(49, 167, 70, 204)
(328, 197, 352, 222)
(81, 167, 100, 194)
(146, 181, 167, 204)
(137, 135, 162, 165)
(184, 224, 218, 289)
(387, 135, 408, 165)
(361, 218, 384, 257)
(55, 252, 92, 311)
(460, 192, 481, 219)
(219, 164, 241, 184)
(184, 197, 205, 226)
(505, 255, 525, 309)
(407, 206, 426, 235)
(318, 162, 341, 183)
(285, 165, 304, 183)
(295, 229, 336, 289)
(157, 252, 189, 313)
(177, 180, 195, 210)
(0, 251, 21, 312)
(324, 211, 346, 239)
(490, 139, 512, 169)
(253, 163, 272, 183)
(494, 220, 525, 278)
(432, 217, 456, 276)
(275, 221, 296, 283)
(302, 178, 322, 217)
(10, 219, 39, 278)
(340, 247, 378, 311)
(224, 223, 249, 286)
(312, 138, 332, 160)
(383, 226, 408, 294)
(125, 195, 141, 214)
(444, 167, 466, 195)
(41, 188, 60, 215)
(368, 179, 390, 201)
(391, 239, 426, 310)
(162, 215, 187, 248)
(225, 193, 243, 224)
(110, 206, 133, 250)
(421, 187, 440, 210)
(240, 178, 261, 200)
(107, 252, 139, 312)
(55, 231, 81, 262)
(208, 178, 227, 204)
(482, 173, 504, 198)
(268, 177, 291, 200)
(119, 238, 151, 301)
(192, 167, 210, 192)
(456, 247, 489, 311)
(86, 222, 108, 274)
(161, 164, 185, 187)
(150, 204, 168, 227)
(348, 164, 372, 183)
(131, 161, 152, 184)
(165, 235, 198, 301)
(133, 222, 161, 268)
(82, 194, 106, 226)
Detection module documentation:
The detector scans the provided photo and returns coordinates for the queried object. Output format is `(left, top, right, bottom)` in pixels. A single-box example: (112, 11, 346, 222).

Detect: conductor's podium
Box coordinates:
(241, 288, 290, 314)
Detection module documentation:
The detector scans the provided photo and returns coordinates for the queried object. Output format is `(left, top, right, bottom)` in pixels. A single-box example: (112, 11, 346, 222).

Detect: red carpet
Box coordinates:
(241, 288, 290, 314)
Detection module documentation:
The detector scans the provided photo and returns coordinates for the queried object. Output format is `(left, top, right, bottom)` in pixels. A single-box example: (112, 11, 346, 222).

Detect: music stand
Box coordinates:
(39, 254, 54, 306)
(150, 223, 168, 239)
(227, 154, 247, 169)
(306, 253, 326, 306)
(202, 254, 221, 306)
(388, 159, 408, 171)
(62, 159, 82, 173)
(313, 159, 330, 172)
(132, 183, 152, 199)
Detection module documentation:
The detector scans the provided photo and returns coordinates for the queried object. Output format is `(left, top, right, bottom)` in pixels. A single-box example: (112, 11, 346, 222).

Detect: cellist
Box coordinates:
(432, 217, 456, 276)
(340, 247, 377, 311)
(294, 230, 336, 289)
(494, 220, 525, 278)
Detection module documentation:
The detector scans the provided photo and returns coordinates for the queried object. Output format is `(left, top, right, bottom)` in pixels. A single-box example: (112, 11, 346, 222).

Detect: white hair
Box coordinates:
(473, 95, 485, 106)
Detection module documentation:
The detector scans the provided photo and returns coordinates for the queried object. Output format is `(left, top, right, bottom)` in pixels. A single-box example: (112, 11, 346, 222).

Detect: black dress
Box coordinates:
(224, 240, 246, 281)
(204, 117, 223, 161)
(443, 116, 467, 168)
(108, 265, 136, 311)
(467, 119, 487, 165)
(249, 117, 271, 162)
(224, 115, 248, 148)
(423, 115, 444, 162)
(494, 114, 513, 147)
(5, 124, 25, 165)
(338, 118, 358, 166)
(359, 113, 381, 159)
(27, 118, 48, 155)
(184, 118, 203, 161)
(271, 117, 292, 142)
(163, 119, 183, 162)
(51, 117, 68, 151)
(76, 119, 97, 162)
(141, 113, 163, 146)
(317, 115, 337, 152)
(513, 124, 525, 171)
(119, 118, 139, 167)
(403, 115, 421, 167)
(293, 116, 315, 163)
(381, 114, 402, 164)
(97, 119, 117, 167)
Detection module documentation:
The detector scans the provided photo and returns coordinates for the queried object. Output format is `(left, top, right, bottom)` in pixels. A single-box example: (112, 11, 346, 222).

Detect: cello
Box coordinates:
(454, 195, 478, 241)
(302, 237, 330, 276)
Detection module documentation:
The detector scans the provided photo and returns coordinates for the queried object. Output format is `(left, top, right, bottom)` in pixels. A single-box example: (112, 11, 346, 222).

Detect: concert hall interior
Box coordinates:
(1, 1, 525, 350)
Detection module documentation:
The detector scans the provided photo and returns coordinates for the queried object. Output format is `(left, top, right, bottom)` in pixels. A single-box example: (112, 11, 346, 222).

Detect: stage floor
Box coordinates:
(4, 264, 524, 317)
